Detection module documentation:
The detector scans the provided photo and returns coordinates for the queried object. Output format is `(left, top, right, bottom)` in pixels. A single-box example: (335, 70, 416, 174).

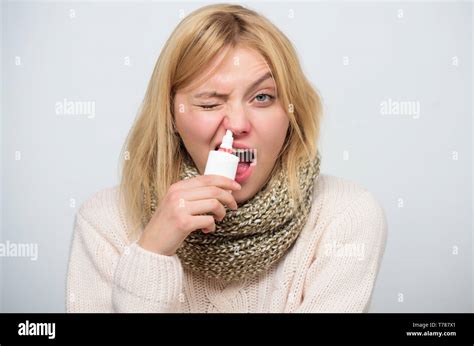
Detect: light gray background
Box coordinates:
(1, 0, 472, 312)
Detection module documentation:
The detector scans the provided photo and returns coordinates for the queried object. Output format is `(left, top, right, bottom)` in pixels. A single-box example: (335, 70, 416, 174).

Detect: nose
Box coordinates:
(222, 104, 251, 136)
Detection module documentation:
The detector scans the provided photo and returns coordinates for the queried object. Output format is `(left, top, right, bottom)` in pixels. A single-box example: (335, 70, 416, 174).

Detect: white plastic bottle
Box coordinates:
(204, 130, 239, 180)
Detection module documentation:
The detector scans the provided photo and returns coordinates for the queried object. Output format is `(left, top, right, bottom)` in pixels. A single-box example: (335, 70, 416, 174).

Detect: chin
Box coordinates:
(233, 185, 257, 205)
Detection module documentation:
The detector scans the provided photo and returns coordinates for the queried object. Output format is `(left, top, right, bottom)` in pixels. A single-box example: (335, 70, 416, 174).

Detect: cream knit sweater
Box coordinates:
(66, 174, 388, 313)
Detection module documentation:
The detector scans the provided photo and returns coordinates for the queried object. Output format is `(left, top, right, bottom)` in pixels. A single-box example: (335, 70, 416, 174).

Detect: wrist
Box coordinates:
(137, 231, 177, 257)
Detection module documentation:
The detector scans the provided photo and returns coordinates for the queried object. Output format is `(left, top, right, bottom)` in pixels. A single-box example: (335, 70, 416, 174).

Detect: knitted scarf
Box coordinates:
(148, 151, 321, 282)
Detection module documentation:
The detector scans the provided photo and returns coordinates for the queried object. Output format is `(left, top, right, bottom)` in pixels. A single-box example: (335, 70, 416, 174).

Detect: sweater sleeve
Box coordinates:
(66, 202, 185, 313)
(295, 190, 388, 313)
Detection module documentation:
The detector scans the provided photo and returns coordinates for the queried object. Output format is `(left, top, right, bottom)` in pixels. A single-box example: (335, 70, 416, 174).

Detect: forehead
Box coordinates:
(189, 46, 273, 92)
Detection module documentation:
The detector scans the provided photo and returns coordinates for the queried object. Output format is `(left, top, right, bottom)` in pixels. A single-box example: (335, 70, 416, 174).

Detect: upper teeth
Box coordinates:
(234, 149, 255, 163)
(215, 145, 255, 163)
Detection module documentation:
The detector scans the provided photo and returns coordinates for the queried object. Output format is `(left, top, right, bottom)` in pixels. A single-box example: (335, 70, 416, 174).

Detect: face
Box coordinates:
(174, 46, 289, 204)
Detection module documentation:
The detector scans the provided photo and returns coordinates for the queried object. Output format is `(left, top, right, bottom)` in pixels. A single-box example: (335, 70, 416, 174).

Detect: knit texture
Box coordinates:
(66, 174, 388, 313)
(154, 153, 321, 282)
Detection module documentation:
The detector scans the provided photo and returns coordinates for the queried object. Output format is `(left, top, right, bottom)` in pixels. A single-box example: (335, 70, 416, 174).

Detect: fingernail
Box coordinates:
(234, 182, 241, 189)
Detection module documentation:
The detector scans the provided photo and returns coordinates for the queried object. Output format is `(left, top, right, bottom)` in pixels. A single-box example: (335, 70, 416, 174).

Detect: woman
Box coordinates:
(66, 3, 387, 313)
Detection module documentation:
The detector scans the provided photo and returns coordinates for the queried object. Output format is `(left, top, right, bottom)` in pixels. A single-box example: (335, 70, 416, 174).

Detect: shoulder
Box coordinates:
(313, 174, 386, 225)
(303, 174, 388, 249)
(74, 185, 132, 250)
(77, 185, 121, 220)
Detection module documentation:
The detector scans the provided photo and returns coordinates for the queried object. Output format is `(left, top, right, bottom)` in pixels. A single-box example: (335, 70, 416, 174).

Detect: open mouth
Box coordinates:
(214, 145, 256, 164)
(212, 145, 256, 184)
(233, 149, 256, 164)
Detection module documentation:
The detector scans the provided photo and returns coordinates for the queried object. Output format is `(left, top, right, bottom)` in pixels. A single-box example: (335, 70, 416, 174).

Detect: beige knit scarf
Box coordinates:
(148, 152, 321, 282)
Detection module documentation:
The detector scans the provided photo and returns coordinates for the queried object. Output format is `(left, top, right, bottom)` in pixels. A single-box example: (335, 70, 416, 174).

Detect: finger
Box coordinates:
(180, 186, 238, 210)
(174, 174, 241, 192)
(190, 215, 215, 233)
(186, 199, 227, 221)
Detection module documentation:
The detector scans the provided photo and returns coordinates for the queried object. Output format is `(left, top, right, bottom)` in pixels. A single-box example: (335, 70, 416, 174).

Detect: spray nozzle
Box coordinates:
(220, 130, 234, 150)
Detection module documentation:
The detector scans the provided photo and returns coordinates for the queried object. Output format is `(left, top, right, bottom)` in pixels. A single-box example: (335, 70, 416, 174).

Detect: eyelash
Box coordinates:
(198, 93, 275, 110)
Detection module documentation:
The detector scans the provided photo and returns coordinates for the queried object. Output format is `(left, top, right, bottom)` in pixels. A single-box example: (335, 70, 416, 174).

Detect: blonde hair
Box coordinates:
(119, 3, 323, 238)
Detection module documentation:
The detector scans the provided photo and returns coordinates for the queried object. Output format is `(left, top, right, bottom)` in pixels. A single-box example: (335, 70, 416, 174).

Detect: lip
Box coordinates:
(232, 142, 251, 149)
(214, 141, 252, 150)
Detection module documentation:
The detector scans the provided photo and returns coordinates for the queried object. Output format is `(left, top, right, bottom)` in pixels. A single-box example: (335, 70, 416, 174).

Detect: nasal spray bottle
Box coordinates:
(204, 130, 239, 181)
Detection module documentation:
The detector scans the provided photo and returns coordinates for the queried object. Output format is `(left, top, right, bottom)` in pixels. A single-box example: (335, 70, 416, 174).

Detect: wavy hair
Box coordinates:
(119, 4, 323, 238)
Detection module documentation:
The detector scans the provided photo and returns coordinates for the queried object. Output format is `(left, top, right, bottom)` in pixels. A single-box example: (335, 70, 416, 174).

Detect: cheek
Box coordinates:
(175, 104, 220, 145)
(174, 103, 226, 172)
(249, 105, 289, 155)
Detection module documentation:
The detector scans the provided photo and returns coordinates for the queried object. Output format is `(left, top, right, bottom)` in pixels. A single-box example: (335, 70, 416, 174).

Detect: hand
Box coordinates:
(137, 175, 241, 256)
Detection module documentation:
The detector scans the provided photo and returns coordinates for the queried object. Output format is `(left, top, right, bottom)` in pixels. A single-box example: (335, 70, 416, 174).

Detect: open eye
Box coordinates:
(254, 93, 274, 104)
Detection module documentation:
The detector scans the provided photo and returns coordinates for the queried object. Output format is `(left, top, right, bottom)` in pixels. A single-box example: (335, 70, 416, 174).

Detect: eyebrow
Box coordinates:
(192, 71, 274, 100)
